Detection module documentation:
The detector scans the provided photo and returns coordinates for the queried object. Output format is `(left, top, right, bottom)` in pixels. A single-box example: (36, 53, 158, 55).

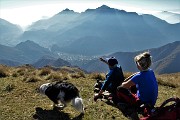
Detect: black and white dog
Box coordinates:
(39, 81, 84, 113)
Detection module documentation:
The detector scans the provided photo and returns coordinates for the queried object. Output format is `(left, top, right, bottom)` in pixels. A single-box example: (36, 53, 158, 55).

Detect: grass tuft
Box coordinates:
(71, 71, 86, 79)
(46, 73, 63, 81)
(25, 76, 41, 82)
(90, 72, 105, 80)
(3, 84, 14, 92)
(0, 65, 9, 78)
(39, 68, 51, 76)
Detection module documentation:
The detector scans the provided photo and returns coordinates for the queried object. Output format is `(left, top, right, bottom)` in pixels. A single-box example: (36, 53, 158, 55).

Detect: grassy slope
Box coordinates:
(0, 65, 179, 120)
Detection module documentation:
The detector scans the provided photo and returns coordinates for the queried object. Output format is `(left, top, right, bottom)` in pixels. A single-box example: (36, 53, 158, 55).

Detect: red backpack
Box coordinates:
(140, 97, 180, 120)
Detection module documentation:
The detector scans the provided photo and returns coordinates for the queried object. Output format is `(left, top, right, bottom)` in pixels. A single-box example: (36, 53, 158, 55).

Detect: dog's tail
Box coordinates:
(72, 97, 84, 113)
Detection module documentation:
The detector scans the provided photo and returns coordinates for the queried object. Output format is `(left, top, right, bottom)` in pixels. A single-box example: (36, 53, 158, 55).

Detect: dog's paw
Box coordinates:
(51, 104, 65, 110)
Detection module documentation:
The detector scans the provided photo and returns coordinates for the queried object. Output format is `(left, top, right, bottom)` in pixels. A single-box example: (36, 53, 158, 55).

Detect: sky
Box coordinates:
(0, 0, 180, 28)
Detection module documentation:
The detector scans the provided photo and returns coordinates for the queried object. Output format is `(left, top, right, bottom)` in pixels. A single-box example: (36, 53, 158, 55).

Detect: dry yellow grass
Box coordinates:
(0, 65, 179, 120)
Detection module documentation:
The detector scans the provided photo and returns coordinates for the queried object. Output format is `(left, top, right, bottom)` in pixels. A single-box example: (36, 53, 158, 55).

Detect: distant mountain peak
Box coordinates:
(60, 8, 76, 14)
(98, 5, 111, 9)
(15, 40, 42, 49)
(96, 4, 113, 12)
(95, 5, 128, 14)
(18, 40, 36, 45)
(63, 8, 73, 12)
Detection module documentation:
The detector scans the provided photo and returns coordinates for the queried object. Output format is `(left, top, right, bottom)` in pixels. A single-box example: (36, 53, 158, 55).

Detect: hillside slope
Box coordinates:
(0, 65, 179, 120)
(0, 40, 56, 64)
(0, 18, 23, 46)
(80, 41, 180, 74)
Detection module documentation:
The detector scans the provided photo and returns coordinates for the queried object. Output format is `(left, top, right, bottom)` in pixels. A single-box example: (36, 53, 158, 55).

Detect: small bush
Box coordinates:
(0, 68, 8, 78)
(39, 68, 51, 76)
(71, 71, 86, 79)
(17, 68, 27, 76)
(157, 73, 180, 88)
(157, 78, 177, 88)
(90, 73, 105, 80)
(3, 84, 14, 92)
(25, 76, 41, 82)
(78, 71, 86, 78)
(46, 73, 63, 81)
(12, 72, 18, 77)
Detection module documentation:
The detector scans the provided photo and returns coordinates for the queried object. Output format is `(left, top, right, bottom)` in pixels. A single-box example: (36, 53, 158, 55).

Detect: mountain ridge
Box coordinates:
(0, 40, 179, 74)
(0, 18, 23, 46)
(1, 5, 179, 54)
(80, 41, 180, 74)
(0, 5, 179, 74)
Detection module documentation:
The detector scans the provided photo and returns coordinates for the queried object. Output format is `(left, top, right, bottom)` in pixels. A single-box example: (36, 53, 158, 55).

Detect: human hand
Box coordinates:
(117, 86, 122, 91)
(99, 57, 108, 65)
(99, 57, 104, 61)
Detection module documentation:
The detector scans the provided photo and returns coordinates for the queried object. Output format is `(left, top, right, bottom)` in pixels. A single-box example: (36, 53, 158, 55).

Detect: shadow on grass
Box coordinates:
(33, 107, 84, 120)
(105, 100, 139, 120)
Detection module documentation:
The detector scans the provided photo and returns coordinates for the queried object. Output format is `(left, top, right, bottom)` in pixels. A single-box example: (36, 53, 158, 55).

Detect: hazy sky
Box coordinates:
(0, 0, 180, 27)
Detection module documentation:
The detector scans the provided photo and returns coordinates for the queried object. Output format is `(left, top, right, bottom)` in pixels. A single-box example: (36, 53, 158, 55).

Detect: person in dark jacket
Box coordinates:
(94, 57, 124, 104)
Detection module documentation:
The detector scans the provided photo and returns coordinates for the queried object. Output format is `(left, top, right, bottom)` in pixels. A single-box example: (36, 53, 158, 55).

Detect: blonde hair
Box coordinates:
(134, 52, 152, 70)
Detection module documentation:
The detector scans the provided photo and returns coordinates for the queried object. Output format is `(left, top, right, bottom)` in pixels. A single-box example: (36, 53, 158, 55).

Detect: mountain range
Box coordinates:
(0, 5, 179, 56)
(0, 18, 23, 46)
(153, 11, 180, 24)
(0, 5, 179, 74)
(81, 41, 180, 74)
(0, 40, 179, 74)
(0, 40, 55, 64)
(32, 56, 71, 68)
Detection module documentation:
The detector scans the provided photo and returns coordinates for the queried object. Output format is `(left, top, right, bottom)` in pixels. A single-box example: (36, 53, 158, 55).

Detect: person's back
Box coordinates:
(116, 52, 158, 119)
(131, 69, 158, 106)
(118, 52, 158, 106)
(105, 66, 124, 94)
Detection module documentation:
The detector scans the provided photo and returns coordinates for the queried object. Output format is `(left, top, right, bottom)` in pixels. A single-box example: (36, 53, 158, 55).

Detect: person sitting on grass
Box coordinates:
(116, 52, 158, 119)
(94, 57, 124, 104)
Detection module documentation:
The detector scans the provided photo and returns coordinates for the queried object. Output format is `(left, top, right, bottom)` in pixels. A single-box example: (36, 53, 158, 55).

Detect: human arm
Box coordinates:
(94, 71, 113, 101)
(100, 70, 114, 91)
(94, 75, 111, 102)
(99, 57, 109, 65)
(124, 72, 139, 82)
(121, 80, 135, 89)
(118, 72, 139, 90)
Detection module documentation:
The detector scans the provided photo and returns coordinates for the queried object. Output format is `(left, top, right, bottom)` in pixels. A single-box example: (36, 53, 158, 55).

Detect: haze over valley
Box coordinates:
(0, 4, 179, 74)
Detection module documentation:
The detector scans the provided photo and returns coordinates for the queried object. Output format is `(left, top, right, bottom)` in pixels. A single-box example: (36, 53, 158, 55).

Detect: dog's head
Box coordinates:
(39, 83, 51, 95)
(72, 97, 84, 114)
